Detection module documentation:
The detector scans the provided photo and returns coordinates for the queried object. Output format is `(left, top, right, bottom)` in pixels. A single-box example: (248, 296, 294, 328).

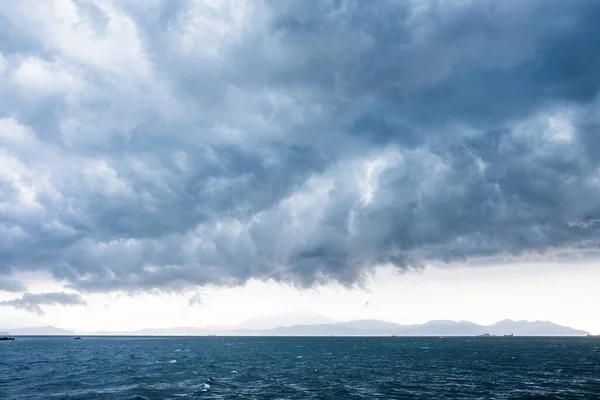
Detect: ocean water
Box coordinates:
(1, 337, 599, 399)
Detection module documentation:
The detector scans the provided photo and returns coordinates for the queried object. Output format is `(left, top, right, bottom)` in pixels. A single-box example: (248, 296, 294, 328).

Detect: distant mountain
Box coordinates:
(84, 326, 211, 336)
(215, 319, 590, 337)
(233, 311, 335, 330)
(230, 319, 589, 337)
(268, 324, 361, 336)
(333, 319, 402, 330)
(7, 325, 74, 335)
(3, 319, 589, 337)
(486, 319, 589, 336)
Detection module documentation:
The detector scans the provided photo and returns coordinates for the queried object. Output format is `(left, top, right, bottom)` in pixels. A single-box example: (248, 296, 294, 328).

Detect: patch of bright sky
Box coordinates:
(1, 261, 599, 334)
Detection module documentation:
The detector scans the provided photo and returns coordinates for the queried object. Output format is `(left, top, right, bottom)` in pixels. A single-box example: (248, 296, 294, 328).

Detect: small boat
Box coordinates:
(0, 337, 16, 341)
(73, 337, 82, 340)
(503, 334, 514, 337)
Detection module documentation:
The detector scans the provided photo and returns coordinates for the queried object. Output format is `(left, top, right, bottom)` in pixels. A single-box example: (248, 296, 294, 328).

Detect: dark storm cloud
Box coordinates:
(0, 292, 87, 315)
(1, 0, 600, 292)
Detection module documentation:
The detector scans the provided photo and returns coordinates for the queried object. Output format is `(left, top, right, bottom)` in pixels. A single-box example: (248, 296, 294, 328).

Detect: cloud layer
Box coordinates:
(0, 278, 26, 293)
(1, 0, 600, 292)
(0, 292, 86, 315)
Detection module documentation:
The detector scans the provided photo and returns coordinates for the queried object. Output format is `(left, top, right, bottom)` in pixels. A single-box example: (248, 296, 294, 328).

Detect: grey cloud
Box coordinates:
(0, 292, 87, 315)
(0, 278, 26, 293)
(1, 0, 600, 292)
(188, 292, 204, 307)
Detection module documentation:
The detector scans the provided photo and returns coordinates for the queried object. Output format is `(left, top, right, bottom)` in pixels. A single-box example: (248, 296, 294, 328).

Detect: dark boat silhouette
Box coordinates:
(0, 337, 16, 341)
(73, 337, 82, 340)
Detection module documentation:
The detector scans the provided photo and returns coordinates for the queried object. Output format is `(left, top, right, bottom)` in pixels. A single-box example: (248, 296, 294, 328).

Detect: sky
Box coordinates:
(1, 0, 600, 334)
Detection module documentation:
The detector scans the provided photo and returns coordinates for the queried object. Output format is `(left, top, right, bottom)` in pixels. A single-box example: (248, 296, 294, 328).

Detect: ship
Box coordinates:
(0, 337, 16, 341)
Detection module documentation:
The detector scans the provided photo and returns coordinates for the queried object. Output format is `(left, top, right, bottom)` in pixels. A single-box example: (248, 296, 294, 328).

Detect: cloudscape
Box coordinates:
(1, 1, 600, 331)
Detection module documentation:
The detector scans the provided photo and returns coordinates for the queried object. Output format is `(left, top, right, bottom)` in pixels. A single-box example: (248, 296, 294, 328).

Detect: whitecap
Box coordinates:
(169, 359, 177, 364)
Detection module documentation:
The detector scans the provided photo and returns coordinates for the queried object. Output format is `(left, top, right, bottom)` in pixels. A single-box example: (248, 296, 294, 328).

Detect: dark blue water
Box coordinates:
(1, 337, 599, 399)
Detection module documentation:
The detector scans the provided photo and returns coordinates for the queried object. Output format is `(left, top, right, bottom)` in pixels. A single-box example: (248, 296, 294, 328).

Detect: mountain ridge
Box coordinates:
(2, 319, 590, 336)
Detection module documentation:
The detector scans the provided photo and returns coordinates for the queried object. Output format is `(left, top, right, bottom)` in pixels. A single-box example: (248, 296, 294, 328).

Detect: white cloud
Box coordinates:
(0, 52, 6, 75)
(11, 57, 84, 97)
(5, 0, 150, 78)
(169, 0, 259, 59)
(0, 118, 38, 146)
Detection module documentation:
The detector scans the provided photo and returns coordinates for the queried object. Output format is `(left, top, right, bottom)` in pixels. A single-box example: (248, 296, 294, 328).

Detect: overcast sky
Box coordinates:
(1, 0, 600, 333)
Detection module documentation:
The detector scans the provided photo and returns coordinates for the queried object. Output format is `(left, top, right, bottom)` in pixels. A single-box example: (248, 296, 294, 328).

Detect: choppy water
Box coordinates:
(1, 336, 600, 399)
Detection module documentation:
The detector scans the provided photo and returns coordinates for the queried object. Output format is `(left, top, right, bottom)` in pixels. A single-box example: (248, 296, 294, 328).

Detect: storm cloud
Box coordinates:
(1, 0, 600, 292)
(0, 292, 87, 315)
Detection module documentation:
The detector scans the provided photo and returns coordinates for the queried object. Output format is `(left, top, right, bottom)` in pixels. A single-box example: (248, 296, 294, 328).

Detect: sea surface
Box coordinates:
(1, 336, 599, 399)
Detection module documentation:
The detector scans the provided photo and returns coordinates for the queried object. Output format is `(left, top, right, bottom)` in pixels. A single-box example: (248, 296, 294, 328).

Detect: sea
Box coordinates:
(1, 336, 599, 399)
